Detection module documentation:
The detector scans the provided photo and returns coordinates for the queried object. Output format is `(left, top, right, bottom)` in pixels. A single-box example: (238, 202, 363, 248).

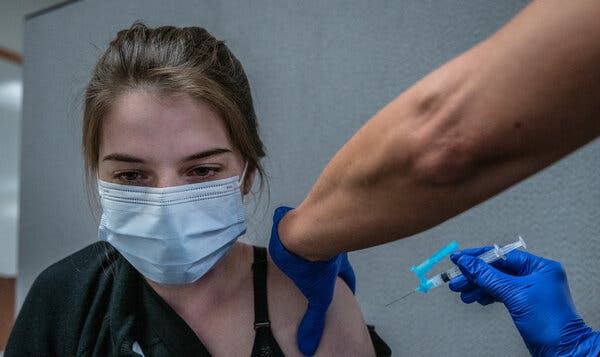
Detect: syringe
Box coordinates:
(422, 236, 527, 292)
(386, 236, 527, 306)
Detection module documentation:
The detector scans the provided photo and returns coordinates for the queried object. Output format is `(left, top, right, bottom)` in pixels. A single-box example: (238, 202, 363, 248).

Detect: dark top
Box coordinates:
(6, 242, 391, 356)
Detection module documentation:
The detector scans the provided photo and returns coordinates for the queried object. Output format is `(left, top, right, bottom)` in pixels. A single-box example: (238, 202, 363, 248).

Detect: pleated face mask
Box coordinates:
(97, 171, 247, 285)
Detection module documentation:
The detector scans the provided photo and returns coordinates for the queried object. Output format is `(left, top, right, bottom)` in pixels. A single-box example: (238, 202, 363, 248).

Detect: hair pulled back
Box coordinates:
(83, 22, 266, 187)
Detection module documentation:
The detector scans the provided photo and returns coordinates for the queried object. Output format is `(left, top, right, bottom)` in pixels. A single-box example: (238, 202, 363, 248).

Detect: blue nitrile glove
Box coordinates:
(268, 206, 356, 356)
(449, 247, 600, 356)
(338, 251, 356, 294)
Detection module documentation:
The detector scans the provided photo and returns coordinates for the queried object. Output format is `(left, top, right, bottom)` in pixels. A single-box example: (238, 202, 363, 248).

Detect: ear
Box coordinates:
(242, 168, 257, 195)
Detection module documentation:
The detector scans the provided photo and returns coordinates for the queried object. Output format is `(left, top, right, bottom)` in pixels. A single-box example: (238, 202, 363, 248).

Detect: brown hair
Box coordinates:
(82, 22, 266, 195)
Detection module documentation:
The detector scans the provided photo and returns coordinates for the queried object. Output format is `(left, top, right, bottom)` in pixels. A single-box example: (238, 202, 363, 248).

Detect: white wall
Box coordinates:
(0, 0, 87, 277)
(0, 0, 66, 53)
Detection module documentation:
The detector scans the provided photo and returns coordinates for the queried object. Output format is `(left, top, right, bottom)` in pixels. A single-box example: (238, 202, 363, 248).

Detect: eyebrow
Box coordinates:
(179, 148, 231, 163)
(102, 148, 231, 164)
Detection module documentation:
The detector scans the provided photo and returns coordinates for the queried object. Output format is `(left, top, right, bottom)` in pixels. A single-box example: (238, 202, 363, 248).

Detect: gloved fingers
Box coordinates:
(449, 275, 497, 305)
(487, 249, 544, 276)
(268, 206, 300, 269)
(448, 275, 477, 292)
(453, 254, 514, 301)
(268, 205, 340, 357)
(450, 248, 493, 293)
(454, 254, 492, 282)
(476, 293, 497, 306)
(338, 253, 356, 294)
(459, 287, 489, 304)
(451, 247, 535, 277)
(297, 305, 328, 356)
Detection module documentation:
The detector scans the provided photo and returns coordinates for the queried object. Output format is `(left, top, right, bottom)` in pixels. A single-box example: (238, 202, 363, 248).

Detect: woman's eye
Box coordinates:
(115, 171, 142, 183)
(189, 166, 219, 178)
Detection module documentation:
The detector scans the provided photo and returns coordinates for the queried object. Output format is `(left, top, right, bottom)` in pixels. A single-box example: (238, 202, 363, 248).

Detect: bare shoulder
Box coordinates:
(266, 254, 375, 357)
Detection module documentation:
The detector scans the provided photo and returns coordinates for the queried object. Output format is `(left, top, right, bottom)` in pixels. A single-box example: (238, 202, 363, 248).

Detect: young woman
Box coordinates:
(5, 24, 390, 357)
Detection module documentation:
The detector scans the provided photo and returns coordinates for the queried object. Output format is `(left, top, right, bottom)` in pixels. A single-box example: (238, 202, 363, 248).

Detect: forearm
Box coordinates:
(280, 0, 600, 260)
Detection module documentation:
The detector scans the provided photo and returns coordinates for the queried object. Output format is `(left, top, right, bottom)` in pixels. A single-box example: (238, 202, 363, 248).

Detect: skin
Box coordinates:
(279, 0, 600, 261)
(98, 90, 375, 357)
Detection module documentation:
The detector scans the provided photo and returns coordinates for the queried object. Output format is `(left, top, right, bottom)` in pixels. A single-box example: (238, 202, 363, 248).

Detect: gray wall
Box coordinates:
(0, 59, 20, 277)
(19, 1, 599, 356)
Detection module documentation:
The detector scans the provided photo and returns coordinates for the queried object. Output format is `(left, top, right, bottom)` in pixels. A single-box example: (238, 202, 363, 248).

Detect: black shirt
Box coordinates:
(6, 242, 390, 356)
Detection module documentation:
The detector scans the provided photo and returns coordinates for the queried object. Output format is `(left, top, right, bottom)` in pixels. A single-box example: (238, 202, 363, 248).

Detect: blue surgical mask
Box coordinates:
(97, 167, 247, 285)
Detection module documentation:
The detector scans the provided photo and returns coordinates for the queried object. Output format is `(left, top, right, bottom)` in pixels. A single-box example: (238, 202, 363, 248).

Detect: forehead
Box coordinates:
(100, 90, 232, 158)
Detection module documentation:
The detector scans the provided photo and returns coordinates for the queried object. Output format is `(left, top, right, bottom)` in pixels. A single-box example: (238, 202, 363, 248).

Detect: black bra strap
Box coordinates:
(252, 246, 270, 330)
(251, 246, 285, 357)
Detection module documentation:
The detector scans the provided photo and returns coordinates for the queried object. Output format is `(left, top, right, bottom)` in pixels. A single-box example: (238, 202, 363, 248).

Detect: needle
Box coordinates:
(385, 290, 416, 307)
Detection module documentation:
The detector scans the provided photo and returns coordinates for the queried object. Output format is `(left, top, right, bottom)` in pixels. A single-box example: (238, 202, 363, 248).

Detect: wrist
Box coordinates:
(271, 206, 334, 263)
(275, 207, 300, 252)
(277, 205, 332, 262)
(557, 322, 600, 357)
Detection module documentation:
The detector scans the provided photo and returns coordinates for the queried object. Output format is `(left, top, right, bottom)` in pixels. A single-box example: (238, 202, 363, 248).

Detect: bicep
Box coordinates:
(267, 263, 375, 356)
(317, 278, 375, 357)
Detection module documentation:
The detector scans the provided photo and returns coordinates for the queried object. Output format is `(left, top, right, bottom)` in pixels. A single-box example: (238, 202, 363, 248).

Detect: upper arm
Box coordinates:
(317, 278, 376, 357)
(267, 260, 375, 357)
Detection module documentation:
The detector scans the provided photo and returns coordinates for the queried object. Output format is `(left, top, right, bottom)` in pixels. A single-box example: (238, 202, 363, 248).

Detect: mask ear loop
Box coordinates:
(239, 161, 249, 202)
(238, 161, 249, 188)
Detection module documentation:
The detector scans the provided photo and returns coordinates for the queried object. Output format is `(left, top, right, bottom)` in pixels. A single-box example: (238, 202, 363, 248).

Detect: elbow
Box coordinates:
(394, 48, 488, 187)
(411, 135, 477, 186)
(406, 93, 480, 186)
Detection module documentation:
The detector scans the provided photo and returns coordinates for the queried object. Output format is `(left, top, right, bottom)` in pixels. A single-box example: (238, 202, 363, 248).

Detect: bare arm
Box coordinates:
(280, 0, 600, 260)
(268, 260, 375, 357)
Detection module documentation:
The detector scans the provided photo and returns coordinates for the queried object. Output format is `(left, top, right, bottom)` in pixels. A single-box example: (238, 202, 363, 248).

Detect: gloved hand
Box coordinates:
(449, 247, 600, 356)
(268, 206, 356, 356)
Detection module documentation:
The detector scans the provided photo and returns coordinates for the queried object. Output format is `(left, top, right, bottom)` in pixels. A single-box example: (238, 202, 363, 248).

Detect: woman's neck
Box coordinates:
(145, 242, 253, 315)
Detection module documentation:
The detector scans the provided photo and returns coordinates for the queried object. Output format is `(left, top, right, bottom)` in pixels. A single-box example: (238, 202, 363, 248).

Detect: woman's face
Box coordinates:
(98, 90, 249, 190)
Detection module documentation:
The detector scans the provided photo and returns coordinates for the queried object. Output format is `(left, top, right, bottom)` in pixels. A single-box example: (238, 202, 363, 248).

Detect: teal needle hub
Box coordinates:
(411, 241, 459, 293)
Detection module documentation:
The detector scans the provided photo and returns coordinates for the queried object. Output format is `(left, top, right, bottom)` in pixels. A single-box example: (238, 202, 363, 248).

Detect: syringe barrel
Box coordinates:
(427, 274, 446, 289)
(478, 247, 504, 264)
(441, 267, 462, 281)
(441, 236, 527, 283)
(479, 236, 527, 264)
